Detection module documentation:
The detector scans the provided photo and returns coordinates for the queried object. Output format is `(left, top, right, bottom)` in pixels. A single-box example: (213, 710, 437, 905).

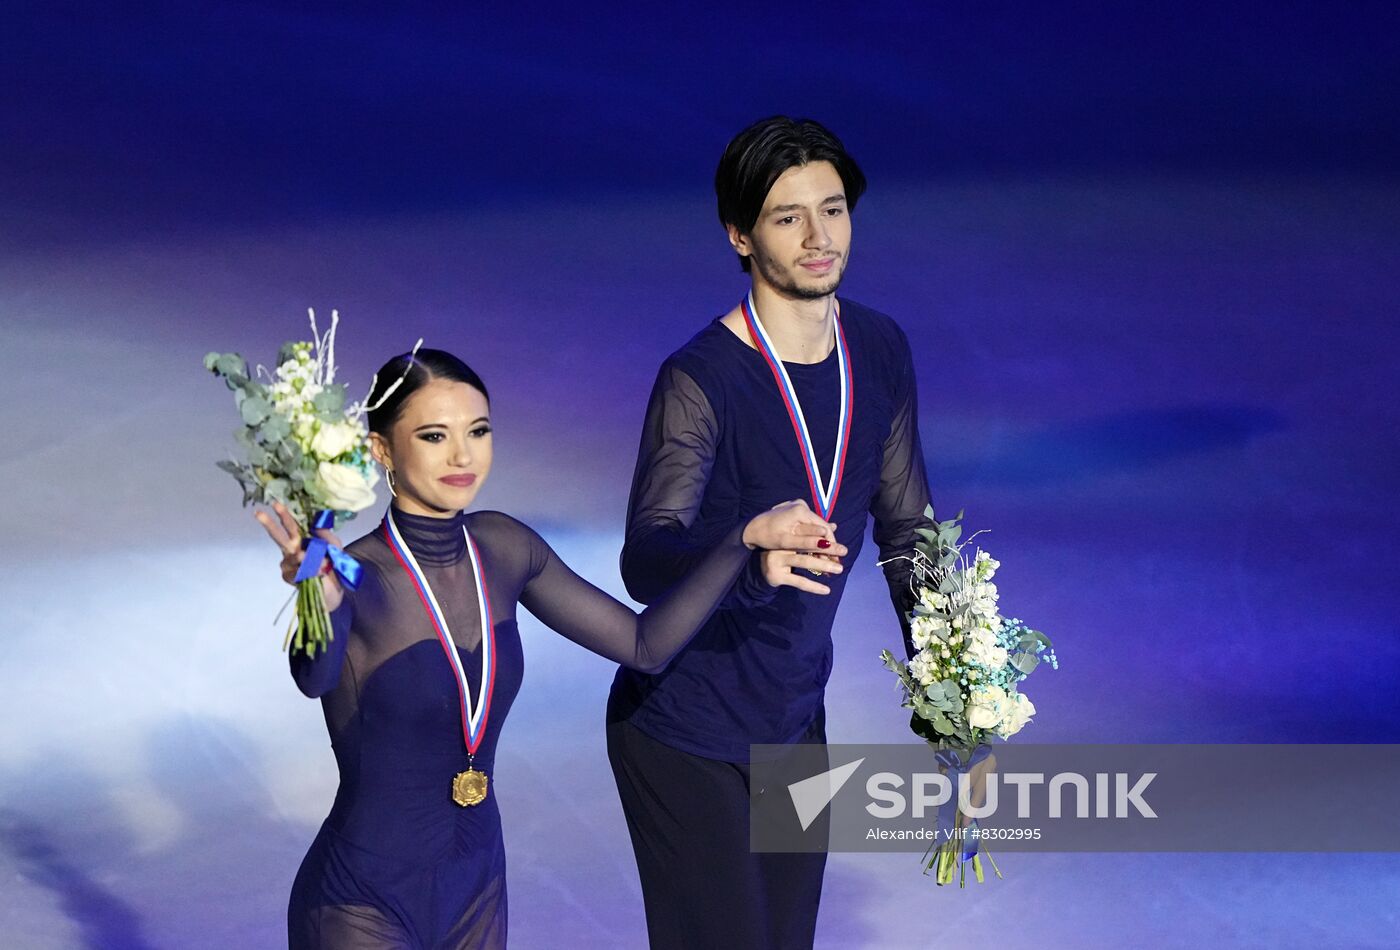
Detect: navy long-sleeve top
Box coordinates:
(608, 298, 934, 761)
(283, 508, 754, 946)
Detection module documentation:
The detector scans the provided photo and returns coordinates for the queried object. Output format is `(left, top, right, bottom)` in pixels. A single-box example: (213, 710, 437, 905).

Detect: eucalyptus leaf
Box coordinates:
(265, 478, 291, 503)
(277, 439, 303, 468)
(240, 396, 272, 426)
(215, 459, 243, 475)
(260, 414, 291, 443)
(1011, 653, 1040, 675)
(932, 711, 954, 735)
(312, 386, 345, 415)
(246, 444, 269, 466)
(213, 353, 248, 380)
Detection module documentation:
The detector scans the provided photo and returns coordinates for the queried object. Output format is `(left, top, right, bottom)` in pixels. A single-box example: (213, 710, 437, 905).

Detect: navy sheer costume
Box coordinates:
(287, 507, 751, 949)
(610, 299, 933, 761)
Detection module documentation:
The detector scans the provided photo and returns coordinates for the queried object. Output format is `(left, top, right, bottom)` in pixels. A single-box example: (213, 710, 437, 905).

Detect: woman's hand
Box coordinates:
(742, 499, 848, 595)
(254, 501, 345, 612)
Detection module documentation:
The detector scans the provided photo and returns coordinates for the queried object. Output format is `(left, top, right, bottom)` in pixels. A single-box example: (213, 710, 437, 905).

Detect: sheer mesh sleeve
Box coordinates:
(288, 593, 356, 697)
(619, 362, 773, 609)
(509, 514, 753, 673)
(870, 329, 935, 659)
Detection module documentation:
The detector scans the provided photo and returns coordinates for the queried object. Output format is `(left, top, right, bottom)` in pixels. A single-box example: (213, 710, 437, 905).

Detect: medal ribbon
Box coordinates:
(382, 510, 497, 757)
(741, 292, 854, 520)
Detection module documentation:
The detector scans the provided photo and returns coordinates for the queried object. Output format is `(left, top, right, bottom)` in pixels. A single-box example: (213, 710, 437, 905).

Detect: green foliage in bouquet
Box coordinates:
(205, 339, 372, 528)
(878, 505, 1058, 886)
(880, 505, 1055, 751)
(205, 310, 383, 658)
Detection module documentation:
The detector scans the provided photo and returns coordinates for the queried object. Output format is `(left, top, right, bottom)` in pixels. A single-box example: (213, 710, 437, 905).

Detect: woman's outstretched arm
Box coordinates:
(516, 501, 842, 672)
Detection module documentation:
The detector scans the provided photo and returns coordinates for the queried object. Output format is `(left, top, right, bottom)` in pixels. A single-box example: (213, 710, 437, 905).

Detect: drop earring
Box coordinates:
(384, 467, 397, 497)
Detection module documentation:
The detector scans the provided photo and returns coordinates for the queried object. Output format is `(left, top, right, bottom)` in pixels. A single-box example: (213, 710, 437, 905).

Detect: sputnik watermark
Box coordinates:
(752, 744, 1400, 853)
(863, 770, 1157, 819)
(787, 762, 1154, 834)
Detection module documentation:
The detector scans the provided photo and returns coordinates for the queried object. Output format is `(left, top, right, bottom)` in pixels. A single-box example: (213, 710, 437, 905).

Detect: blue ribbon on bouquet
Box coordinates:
(934, 744, 994, 863)
(293, 510, 364, 590)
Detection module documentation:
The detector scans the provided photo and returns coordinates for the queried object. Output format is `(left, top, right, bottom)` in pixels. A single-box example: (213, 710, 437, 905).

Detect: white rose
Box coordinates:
(311, 421, 361, 460)
(315, 462, 379, 512)
(965, 685, 1007, 730)
(996, 692, 1036, 738)
(964, 634, 1006, 670)
(963, 636, 993, 667)
(964, 626, 994, 654)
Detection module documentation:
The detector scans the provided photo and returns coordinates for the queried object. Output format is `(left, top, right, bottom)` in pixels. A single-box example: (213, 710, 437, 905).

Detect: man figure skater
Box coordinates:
(607, 115, 933, 948)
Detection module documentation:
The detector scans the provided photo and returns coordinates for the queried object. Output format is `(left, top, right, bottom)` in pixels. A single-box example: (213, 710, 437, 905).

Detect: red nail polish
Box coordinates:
(817, 539, 831, 549)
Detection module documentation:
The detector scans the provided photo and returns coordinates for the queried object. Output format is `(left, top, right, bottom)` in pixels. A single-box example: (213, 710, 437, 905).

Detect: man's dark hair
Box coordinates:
(367, 348, 490, 436)
(714, 116, 867, 272)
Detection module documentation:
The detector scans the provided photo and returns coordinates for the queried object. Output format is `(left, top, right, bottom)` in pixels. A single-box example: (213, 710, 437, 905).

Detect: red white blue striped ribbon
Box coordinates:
(382, 510, 497, 757)
(741, 292, 854, 521)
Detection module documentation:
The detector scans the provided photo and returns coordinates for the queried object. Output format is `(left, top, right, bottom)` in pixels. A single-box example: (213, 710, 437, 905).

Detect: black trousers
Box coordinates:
(606, 717, 828, 950)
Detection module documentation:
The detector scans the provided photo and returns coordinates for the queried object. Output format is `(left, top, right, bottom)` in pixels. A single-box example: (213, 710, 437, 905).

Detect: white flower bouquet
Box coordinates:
(205, 309, 381, 657)
(879, 505, 1058, 886)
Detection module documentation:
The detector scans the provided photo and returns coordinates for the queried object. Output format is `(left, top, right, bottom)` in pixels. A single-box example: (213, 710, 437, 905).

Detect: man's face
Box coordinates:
(733, 160, 851, 300)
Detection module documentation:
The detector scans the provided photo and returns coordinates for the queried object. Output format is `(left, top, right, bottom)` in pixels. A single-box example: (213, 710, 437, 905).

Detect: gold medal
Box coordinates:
(452, 768, 489, 807)
(386, 511, 498, 812)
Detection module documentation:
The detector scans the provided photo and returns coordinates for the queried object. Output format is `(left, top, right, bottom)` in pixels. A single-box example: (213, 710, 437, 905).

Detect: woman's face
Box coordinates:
(370, 377, 493, 516)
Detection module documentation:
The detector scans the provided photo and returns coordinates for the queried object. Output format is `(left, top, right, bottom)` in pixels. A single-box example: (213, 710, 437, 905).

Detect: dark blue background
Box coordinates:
(5, 2, 1399, 245)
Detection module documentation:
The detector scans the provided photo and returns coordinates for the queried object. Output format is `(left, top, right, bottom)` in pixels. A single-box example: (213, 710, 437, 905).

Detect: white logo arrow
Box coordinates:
(787, 757, 866, 831)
